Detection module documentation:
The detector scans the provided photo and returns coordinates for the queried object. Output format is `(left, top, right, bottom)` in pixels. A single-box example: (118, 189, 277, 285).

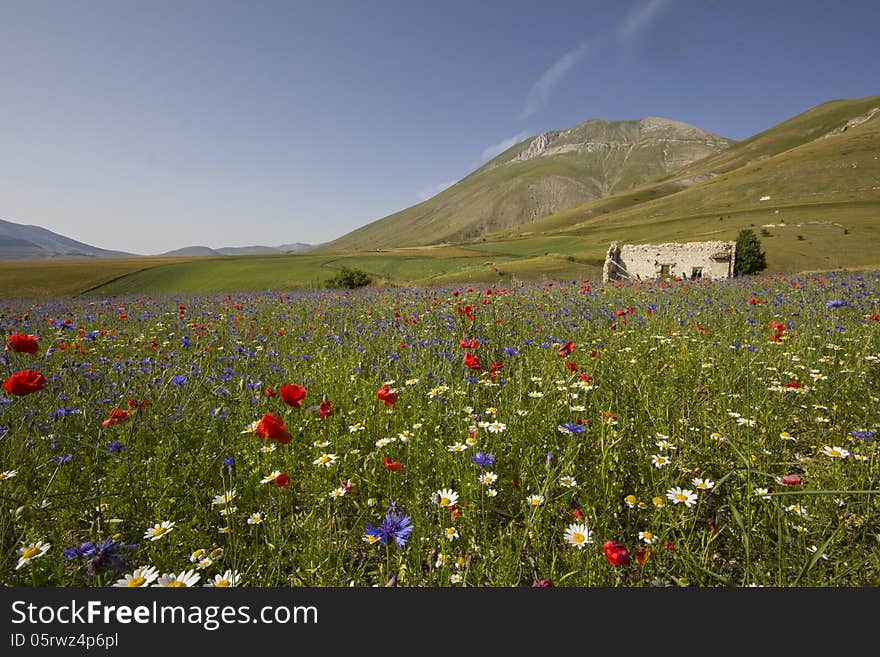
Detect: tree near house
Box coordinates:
(734, 229, 767, 276)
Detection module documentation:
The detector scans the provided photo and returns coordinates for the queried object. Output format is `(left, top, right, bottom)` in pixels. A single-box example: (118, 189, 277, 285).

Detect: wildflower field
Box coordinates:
(1, 270, 878, 588)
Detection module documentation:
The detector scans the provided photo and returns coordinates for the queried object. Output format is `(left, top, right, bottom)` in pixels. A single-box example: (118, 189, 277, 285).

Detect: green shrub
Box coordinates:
(326, 266, 373, 289)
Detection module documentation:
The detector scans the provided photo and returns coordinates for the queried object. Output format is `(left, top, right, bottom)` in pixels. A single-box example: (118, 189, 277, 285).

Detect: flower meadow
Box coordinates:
(1, 271, 878, 587)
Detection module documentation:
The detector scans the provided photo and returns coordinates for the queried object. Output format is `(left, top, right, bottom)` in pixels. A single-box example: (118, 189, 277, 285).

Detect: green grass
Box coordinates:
(2, 272, 878, 587)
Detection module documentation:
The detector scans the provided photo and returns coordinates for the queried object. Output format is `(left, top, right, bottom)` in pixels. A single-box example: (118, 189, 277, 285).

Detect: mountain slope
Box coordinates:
(495, 94, 880, 238)
(471, 95, 880, 274)
(316, 117, 733, 252)
(0, 218, 137, 259)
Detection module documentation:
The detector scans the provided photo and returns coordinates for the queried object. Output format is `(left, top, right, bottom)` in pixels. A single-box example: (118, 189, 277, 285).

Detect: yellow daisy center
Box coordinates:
(127, 576, 145, 587)
(572, 533, 585, 543)
(676, 493, 687, 501)
(440, 497, 451, 505)
(167, 581, 186, 587)
(151, 526, 167, 537)
(215, 579, 230, 587)
(22, 546, 39, 559)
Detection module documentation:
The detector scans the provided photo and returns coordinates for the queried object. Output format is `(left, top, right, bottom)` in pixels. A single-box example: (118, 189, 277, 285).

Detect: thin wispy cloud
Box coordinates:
(520, 0, 674, 118)
(619, 0, 672, 42)
(521, 43, 590, 119)
(480, 130, 532, 162)
(415, 179, 457, 202)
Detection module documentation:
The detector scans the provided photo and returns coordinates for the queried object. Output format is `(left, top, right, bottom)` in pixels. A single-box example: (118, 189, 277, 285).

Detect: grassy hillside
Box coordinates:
(316, 117, 732, 251)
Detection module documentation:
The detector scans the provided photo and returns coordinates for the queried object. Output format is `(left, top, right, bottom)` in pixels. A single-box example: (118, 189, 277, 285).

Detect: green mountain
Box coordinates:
(317, 116, 733, 251)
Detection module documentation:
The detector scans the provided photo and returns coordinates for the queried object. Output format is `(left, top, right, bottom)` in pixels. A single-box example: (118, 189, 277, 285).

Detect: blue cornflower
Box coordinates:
(51, 454, 73, 464)
(64, 537, 138, 576)
(825, 300, 851, 308)
(365, 513, 414, 548)
(471, 451, 495, 467)
(221, 456, 236, 477)
(850, 429, 875, 440)
(503, 347, 519, 356)
(106, 441, 126, 453)
(560, 423, 587, 434)
(171, 375, 187, 386)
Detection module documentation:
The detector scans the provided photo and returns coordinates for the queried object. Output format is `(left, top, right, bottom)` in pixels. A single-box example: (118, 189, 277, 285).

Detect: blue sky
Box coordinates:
(1, 0, 878, 255)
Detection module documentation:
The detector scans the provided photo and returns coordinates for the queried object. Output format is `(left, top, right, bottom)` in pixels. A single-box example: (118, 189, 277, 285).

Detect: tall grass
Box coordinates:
(1, 271, 877, 586)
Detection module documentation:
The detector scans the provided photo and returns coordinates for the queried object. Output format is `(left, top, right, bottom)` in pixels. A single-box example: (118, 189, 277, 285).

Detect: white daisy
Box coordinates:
(211, 490, 237, 506)
(444, 527, 459, 542)
(821, 446, 850, 459)
(692, 478, 715, 491)
(525, 494, 545, 507)
(112, 565, 159, 587)
(559, 476, 577, 488)
(479, 472, 498, 485)
(143, 521, 175, 541)
(563, 523, 593, 549)
(0, 470, 18, 481)
(203, 570, 241, 587)
(312, 453, 338, 467)
(246, 512, 264, 525)
(433, 488, 459, 507)
(260, 471, 282, 484)
(153, 569, 201, 587)
(666, 487, 698, 508)
(651, 454, 671, 468)
(15, 541, 51, 570)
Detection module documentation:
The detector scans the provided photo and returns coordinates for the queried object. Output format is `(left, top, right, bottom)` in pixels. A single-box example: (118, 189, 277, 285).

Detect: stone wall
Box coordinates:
(602, 240, 736, 282)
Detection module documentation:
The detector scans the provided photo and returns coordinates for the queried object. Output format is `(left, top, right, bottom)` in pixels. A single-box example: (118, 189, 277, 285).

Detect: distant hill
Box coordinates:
(315, 116, 734, 252)
(0, 218, 137, 259)
(158, 243, 314, 257)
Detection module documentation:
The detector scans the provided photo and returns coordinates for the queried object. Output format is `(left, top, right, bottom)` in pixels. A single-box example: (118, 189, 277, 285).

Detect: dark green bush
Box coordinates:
(326, 267, 373, 289)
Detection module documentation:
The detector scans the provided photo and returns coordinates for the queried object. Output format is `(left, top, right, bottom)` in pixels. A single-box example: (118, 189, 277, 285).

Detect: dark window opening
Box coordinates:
(691, 267, 703, 279)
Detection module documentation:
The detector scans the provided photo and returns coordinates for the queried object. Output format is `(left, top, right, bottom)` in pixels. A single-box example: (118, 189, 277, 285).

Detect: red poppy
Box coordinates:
(382, 457, 403, 471)
(102, 408, 132, 427)
(780, 474, 801, 486)
(317, 400, 334, 419)
(5, 333, 39, 354)
(663, 540, 677, 552)
(459, 338, 479, 349)
(635, 548, 651, 565)
(601, 540, 631, 566)
(490, 361, 504, 372)
(557, 341, 575, 358)
(573, 507, 585, 520)
(254, 412, 292, 444)
(127, 399, 151, 409)
(785, 380, 801, 389)
(463, 352, 481, 370)
(279, 384, 307, 408)
(274, 472, 290, 488)
(376, 385, 399, 407)
(2, 369, 46, 396)
(264, 387, 277, 397)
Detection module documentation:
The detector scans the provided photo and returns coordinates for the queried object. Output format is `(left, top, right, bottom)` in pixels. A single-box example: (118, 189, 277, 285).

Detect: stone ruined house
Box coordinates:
(602, 240, 736, 282)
